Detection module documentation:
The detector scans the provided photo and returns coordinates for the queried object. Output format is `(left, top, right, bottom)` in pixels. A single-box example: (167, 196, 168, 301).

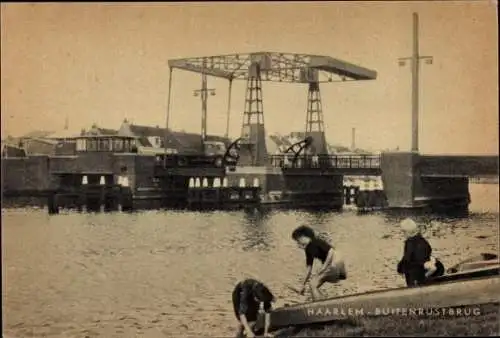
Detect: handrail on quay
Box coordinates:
(268, 154, 381, 169)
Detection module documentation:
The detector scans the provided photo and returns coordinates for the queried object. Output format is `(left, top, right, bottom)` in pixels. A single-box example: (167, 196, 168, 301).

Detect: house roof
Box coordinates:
(205, 135, 231, 144)
(137, 137, 153, 147)
(1, 138, 20, 147)
(127, 123, 231, 151)
(84, 124, 119, 136)
(170, 131, 202, 149)
(128, 124, 166, 138)
(21, 130, 55, 139)
(97, 128, 118, 136)
(26, 137, 59, 145)
(50, 129, 81, 139)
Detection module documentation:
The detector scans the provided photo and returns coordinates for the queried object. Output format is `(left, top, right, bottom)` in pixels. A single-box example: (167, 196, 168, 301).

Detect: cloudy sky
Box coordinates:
(1, 1, 497, 154)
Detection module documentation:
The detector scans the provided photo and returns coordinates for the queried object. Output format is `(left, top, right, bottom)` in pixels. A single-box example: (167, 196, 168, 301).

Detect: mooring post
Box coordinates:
(47, 192, 59, 215)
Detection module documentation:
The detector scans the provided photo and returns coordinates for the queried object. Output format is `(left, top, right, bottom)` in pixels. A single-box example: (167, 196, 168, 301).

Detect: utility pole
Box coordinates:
(224, 79, 233, 139)
(193, 63, 216, 152)
(351, 127, 356, 151)
(398, 12, 433, 153)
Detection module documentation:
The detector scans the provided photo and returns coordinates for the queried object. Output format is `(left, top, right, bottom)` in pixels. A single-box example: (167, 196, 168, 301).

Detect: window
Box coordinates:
(87, 138, 98, 151)
(123, 139, 131, 152)
(99, 138, 111, 151)
(114, 139, 124, 152)
(76, 139, 86, 151)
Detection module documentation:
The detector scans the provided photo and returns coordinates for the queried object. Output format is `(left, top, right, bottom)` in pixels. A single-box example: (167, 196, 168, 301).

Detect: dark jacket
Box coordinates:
(232, 279, 274, 322)
(397, 234, 432, 286)
(397, 233, 432, 273)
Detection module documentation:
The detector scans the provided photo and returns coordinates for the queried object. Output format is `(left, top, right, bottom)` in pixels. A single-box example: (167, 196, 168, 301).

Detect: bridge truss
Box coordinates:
(164, 51, 377, 166)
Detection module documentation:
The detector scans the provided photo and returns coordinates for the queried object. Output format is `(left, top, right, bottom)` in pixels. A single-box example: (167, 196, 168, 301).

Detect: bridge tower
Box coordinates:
(305, 80, 328, 155)
(239, 62, 268, 166)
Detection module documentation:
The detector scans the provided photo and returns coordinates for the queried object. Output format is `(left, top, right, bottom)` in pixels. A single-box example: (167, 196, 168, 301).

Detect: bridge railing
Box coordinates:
(154, 153, 381, 170)
(269, 154, 381, 169)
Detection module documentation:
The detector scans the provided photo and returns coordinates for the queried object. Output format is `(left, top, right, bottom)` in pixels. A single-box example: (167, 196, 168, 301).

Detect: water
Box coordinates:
(2, 184, 498, 338)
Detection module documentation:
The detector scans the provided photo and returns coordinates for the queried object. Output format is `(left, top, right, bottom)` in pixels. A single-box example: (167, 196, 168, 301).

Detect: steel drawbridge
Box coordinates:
(164, 52, 377, 167)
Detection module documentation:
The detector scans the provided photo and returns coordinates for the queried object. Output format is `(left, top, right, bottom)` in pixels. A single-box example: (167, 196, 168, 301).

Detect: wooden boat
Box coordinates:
(254, 253, 499, 332)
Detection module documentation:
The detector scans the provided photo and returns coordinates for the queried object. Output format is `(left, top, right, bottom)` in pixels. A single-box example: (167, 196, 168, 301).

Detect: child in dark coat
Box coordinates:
(397, 218, 445, 287)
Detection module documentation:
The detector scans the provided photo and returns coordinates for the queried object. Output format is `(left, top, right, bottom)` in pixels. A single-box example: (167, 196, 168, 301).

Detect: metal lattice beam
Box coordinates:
(168, 52, 377, 83)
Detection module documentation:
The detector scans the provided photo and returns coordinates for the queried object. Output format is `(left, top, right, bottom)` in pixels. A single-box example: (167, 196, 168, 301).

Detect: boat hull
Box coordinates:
(255, 265, 499, 331)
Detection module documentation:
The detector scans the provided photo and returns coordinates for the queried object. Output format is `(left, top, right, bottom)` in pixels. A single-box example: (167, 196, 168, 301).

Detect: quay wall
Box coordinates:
(2, 152, 476, 211)
(133, 155, 158, 190)
(225, 167, 282, 192)
(113, 154, 139, 190)
(50, 153, 115, 174)
(380, 152, 417, 208)
(224, 167, 344, 193)
(2, 154, 160, 195)
(224, 166, 344, 206)
(417, 176, 469, 202)
(2, 156, 53, 193)
(380, 152, 470, 210)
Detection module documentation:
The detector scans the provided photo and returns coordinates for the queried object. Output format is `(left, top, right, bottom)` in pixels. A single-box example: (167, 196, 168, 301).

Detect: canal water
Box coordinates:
(2, 184, 498, 338)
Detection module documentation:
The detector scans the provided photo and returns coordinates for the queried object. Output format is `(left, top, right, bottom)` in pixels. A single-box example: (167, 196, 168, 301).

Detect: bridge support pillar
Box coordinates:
(239, 62, 268, 166)
(305, 81, 328, 155)
(380, 152, 470, 212)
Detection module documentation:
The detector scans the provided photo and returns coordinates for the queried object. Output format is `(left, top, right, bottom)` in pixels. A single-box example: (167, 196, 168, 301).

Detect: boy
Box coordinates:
(291, 225, 347, 301)
(397, 218, 445, 287)
(232, 278, 275, 338)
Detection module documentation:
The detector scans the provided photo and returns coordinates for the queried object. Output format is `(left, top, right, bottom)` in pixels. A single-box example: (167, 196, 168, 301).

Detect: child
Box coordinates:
(291, 225, 347, 301)
(397, 218, 445, 287)
(232, 278, 275, 338)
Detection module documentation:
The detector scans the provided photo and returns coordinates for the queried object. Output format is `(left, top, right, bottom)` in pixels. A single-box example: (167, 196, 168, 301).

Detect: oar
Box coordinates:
(447, 253, 499, 273)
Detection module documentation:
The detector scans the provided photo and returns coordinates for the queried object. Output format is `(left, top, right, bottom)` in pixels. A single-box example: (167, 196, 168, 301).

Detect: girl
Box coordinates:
(291, 225, 347, 300)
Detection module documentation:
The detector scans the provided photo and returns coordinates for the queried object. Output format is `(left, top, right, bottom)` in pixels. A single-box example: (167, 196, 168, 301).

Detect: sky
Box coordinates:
(1, 1, 498, 154)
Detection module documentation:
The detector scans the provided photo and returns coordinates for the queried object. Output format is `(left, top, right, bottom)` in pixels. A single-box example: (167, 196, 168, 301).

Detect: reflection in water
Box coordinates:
(2, 184, 498, 338)
(302, 211, 338, 242)
(240, 210, 274, 251)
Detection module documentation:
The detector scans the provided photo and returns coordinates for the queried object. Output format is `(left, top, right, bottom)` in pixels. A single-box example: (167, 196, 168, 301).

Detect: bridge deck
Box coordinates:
(153, 154, 497, 177)
(418, 155, 498, 177)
